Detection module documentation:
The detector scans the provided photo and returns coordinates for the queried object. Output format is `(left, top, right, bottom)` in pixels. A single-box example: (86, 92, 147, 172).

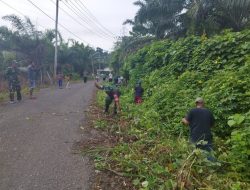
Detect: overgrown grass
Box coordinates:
(0, 86, 36, 103)
(93, 90, 250, 190)
(91, 30, 250, 190)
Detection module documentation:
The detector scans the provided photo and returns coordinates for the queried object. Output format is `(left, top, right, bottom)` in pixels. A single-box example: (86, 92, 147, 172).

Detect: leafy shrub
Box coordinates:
(202, 63, 250, 136)
(95, 30, 250, 189)
(226, 112, 250, 179)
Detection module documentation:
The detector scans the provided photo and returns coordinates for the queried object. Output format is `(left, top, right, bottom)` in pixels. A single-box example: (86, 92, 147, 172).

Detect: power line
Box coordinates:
(50, 0, 112, 41)
(26, 0, 91, 44)
(70, 0, 115, 39)
(49, 0, 98, 39)
(75, 0, 116, 37)
(75, 0, 115, 36)
(0, 0, 47, 30)
(68, 0, 115, 39)
(62, 1, 112, 40)
(73, 0, 116, 38)
(62, 0, 114, 40)
(54, 0, 112, 41)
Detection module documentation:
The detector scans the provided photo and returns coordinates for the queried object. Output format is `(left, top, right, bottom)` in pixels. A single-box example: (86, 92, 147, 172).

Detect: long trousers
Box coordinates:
(58, 80, 63, 88)
(9, 84, 22, 101)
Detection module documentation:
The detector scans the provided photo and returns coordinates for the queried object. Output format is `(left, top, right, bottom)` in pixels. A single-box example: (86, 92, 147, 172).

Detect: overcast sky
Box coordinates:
(0, 0, 138, 51)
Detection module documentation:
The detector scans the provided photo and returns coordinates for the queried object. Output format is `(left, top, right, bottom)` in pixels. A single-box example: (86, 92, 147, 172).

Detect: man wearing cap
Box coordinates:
(182, 98, 215, 152)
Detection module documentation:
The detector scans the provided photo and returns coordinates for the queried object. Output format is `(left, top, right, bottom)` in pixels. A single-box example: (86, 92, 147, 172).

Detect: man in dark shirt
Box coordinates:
(182, 97, 215, 151)
(134, 80, 144, 104)
(114, 76, 119, 85)
(28, 62, 38, 99)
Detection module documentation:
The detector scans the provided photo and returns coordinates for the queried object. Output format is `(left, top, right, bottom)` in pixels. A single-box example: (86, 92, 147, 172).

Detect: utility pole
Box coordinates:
(91, 54, 95, 76)
(91, 52, 100, 75)
(54, 0, 59, 79)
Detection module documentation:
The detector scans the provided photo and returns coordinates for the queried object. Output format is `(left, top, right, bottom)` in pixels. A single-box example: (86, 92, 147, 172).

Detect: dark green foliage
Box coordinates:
(202, 65, 250, 135)
(186, 0, 250, 35)
(124, 0, 187, 39)
(125, 0, 250, 39)
(124, 30, 250, 137)
(227, 112, 250, 179)
(101, 30, 250, 189)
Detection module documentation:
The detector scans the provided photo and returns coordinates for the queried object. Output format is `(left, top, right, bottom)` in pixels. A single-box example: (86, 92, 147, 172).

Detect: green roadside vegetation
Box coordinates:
(0, 15, 109, 96)
(0, 14, 109, 102)
(0, 86, 38, 103)
(90, 29, 250, 190)
(0, 90, 7, 102)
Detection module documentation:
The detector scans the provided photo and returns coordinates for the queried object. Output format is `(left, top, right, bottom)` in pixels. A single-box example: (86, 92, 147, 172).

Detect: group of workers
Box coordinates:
(95, 72, 144, 112)
(5, 62, 215, 159)
(3, 61, 77, 103)
(96, 76, 215, 160)
(4, 62, 38, 103)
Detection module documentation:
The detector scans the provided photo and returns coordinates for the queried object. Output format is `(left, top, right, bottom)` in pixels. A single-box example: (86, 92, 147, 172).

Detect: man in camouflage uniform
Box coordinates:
(5, 62, 22, 103)
(95, 82, 121, 114)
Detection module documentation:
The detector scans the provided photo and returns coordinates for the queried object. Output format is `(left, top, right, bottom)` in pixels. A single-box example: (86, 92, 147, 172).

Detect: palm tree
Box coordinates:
(124, 0, 186, 39)
(2, 15, 42, 61)
(0, 26, 14, 50)
(186, 0, 250, 35)
(186, 0, 219, 35)
(216, 0, 250, 31)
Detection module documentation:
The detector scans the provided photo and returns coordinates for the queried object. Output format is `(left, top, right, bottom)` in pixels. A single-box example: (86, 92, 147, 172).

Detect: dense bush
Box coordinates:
(96, 30, 250, 189)
(123, 30, 250, 137)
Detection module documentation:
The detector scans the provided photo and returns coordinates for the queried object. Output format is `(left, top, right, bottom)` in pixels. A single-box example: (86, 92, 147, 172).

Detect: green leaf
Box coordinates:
(228, 120, 236, 127)
(234, 114, 245, 125)
(133, 179, 140, 186)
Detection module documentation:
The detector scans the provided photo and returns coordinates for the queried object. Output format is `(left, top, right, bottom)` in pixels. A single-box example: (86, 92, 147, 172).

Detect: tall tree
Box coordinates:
(186, 0, 250, 35)
(124, 0, 187, 39)
(216, 0, 250, 31)
(109, 35, 153, 74)
(0, 14, 109, 78)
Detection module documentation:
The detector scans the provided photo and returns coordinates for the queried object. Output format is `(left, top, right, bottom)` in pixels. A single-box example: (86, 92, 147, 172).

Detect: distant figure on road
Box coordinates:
(95, 75, 99, 82)
(95, 82, 121, 114)
(134, 80, 144, 104)
(5, 62, 22, 103)
(182, 98, 215, 152)
(65, 74, 71, 89)
(108, 72, 113, 82)
(57, 72, 64, 89)
(28, 62, 38, 99)
(83, 75, 88, 83)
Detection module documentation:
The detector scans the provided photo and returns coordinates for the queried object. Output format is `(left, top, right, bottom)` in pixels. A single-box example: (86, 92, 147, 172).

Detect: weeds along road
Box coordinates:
(0, 82, 95, 190)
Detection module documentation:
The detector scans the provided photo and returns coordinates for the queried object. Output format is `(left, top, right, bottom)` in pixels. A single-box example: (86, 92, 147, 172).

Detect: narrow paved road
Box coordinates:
(0, 82, 95, 190)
